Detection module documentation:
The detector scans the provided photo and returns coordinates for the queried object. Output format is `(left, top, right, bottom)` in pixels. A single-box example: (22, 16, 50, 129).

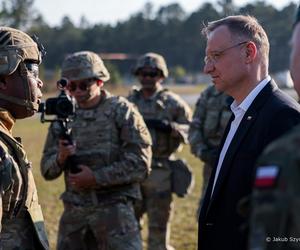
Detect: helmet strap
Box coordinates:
(20, 62, 39, 111)
(0, 92, 38, 110)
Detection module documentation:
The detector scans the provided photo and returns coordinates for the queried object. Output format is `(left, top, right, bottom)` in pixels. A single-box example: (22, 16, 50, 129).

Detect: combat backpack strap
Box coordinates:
(0, 141, 13, 193)
(0, 129, 27, 208)
(0, 128, 25, 167)
(128, 86, 142, 104)
(156, 88, 169, 100)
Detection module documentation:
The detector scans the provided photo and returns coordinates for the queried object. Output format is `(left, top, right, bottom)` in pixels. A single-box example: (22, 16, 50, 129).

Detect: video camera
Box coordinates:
(38, 79, 81, 173)
(38, 78, 75, 122)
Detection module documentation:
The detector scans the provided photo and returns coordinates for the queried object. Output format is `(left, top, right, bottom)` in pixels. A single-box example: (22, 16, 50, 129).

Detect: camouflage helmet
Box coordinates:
(133, 52, 168, 78)
(0, 26, 43, 76)
(61, 51, 110, 82)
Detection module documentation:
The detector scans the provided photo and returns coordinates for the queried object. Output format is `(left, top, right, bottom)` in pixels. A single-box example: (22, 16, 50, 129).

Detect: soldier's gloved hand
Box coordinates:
(68, 165, 97, 190)
(56, 139, 76, 168)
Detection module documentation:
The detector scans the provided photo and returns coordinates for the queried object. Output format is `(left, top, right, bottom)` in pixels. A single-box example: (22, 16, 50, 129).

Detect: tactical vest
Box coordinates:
(59, 93, 141, 204)
(71, 96, 121, 169)
(0, 127, 49, 249)
(129, 88, 182, 158)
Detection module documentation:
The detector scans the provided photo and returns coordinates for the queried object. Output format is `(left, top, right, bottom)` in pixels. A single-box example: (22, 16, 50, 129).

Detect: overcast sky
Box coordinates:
(34, 0, 297, 27)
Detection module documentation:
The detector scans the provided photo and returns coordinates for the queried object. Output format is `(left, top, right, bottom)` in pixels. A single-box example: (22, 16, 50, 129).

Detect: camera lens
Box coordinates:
(56, 98, 74, 118)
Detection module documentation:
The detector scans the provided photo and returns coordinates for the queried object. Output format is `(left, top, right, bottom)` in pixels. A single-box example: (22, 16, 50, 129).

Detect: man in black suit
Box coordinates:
(198, 15, 300, 250)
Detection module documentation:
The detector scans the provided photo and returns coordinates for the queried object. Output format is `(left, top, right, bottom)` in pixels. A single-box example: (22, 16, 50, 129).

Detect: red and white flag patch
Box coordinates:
(254, 165, 280, 188)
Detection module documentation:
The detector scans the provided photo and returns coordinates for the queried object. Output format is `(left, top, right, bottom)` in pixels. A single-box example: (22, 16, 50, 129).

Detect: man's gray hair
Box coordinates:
(202, 15, 270, 60)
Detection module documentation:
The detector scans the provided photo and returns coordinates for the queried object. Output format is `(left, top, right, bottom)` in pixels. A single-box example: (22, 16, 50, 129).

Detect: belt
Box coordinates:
(91, 192, 129, 205)
(64, 192, 130, 208)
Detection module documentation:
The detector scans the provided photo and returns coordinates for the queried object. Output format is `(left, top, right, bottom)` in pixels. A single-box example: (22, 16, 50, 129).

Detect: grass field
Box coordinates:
(13, 85, 205, 249)
(105, 83, 206, 96)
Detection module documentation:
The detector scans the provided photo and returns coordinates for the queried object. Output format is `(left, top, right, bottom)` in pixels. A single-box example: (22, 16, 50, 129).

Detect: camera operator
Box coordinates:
(40, 51, 152, 250)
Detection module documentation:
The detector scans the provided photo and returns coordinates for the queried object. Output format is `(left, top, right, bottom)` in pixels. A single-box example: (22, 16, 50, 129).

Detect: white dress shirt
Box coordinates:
(211, 75, 271, 196)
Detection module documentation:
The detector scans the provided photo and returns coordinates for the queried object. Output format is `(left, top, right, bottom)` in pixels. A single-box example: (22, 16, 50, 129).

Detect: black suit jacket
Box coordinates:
(198, 81, 300, 250)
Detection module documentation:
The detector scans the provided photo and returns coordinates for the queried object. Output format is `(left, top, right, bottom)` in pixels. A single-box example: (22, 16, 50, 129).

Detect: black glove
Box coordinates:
(144, 119, 172, 133)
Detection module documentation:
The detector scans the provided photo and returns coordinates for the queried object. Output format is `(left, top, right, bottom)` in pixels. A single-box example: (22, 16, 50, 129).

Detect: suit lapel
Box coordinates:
(199, 105, 235, 218)
(209, 109, 257, 203)
(208, 81, 275, 205)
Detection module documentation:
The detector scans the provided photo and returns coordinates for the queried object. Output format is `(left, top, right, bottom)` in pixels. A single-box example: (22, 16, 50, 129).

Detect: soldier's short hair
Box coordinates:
(202, 15, 270, 61)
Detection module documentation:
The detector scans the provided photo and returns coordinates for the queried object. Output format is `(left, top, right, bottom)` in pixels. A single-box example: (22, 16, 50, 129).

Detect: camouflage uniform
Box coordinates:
(129, 52, 192, 250)
(248, 7, 300, 250)
(249, 124, 300, 250)
(188, 85, 232, 212)
(0, 27, 49, 249)
(40, 51, 152, 250)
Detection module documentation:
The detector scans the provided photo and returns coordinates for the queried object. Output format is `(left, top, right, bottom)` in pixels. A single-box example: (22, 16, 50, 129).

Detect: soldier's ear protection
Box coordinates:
(0, 48, 22, 76)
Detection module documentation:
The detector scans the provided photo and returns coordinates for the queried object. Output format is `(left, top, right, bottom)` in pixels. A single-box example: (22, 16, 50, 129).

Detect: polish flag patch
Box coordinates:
(254, 165, 280, 188)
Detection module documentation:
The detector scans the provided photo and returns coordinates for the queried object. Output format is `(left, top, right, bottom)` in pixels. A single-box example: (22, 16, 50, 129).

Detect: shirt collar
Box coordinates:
(231, 75, 271, 113)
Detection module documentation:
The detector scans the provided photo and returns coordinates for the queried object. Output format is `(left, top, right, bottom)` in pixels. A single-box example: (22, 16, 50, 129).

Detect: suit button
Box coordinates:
(206, 222, 214, 226)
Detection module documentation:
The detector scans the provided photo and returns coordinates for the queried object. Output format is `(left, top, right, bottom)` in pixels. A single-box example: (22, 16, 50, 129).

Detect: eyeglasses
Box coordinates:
(67, 79, 95, 92)
(139, 71, 160, 78)
(204, 41, 249, 65)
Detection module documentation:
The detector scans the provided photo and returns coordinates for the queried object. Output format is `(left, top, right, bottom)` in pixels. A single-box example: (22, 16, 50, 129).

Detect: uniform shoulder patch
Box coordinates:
(254, 165, 280, 188)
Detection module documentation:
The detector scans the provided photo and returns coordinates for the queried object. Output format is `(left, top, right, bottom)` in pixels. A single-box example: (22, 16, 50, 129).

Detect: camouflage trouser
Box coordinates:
(135, 166, 175, 250)
(197, 162, 213, 217)
(57, 199, 142, 250)
(0, 212, 44, 250)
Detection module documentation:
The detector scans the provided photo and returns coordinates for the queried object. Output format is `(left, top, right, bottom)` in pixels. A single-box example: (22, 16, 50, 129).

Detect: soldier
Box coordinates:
(249, 130, 300, 250)
(248, 5, 300, 250)
(0, 27, 49, 249)
(128, 52, 192, 250)
(291, 4, 300, 95)
(40, 51, 152, 250)
(188, 84, 232, 215)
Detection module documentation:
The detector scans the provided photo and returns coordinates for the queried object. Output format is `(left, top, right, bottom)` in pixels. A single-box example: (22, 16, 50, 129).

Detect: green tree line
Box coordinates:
(0, 0, 298, 79)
